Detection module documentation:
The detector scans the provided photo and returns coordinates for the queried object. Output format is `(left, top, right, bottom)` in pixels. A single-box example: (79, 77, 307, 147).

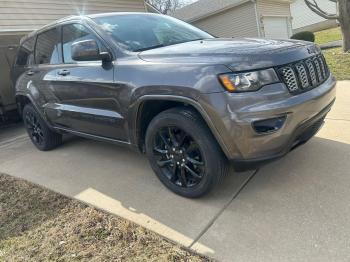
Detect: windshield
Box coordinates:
(93, 14, 213, 52)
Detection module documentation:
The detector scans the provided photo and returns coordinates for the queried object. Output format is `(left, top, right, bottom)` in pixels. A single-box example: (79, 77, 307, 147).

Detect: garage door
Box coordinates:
(263, 16, 290, 39)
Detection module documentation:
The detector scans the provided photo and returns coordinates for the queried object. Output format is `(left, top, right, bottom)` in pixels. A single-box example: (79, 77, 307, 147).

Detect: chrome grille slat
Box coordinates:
(295, 63, 309, 89)
(321, 55, 329, 76)
(313, 57, 323, 81)
(318, 56, 327, 80)
(281, 67, 298, 92)
(305, 59, 317, 86)
(279, 54, 330, 94)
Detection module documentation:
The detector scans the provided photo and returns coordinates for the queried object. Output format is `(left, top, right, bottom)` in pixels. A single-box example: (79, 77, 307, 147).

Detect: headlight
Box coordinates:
(218, 68, 279, 92)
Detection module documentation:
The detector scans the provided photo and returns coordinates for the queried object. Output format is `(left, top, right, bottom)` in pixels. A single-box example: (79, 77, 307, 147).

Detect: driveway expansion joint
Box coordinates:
(326, 118, 350, 122)
(188, 169, 260, 248)
(0, 135, 28, 148)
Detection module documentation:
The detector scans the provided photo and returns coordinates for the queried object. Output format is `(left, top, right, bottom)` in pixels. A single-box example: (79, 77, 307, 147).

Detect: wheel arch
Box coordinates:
(131, 95, 231, 158)
(15, 93, 50, 125)
(15, 94, 32, 116)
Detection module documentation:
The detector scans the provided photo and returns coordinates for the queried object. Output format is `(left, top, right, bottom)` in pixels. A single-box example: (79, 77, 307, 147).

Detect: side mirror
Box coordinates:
(71, 39, 112, 62)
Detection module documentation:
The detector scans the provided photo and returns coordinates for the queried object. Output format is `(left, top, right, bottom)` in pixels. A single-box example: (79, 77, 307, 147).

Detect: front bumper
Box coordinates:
(200, 74, 336, 169)
(232, 99, 334, 171)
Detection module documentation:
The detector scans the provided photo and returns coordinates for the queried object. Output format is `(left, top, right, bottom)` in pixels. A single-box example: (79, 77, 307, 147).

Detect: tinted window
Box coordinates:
(93, 14, 213, 52)
(16, 37, 35, 66)
(62, 24, 102, 63)
(35, 28, 60, 65)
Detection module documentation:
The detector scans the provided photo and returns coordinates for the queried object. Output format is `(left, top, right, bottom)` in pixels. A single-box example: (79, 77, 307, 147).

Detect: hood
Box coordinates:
(138, 38, 321, 72)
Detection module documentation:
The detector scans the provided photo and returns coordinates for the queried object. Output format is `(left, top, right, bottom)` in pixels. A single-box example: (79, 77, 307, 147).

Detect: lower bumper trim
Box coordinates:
(232, 98, 335, 172)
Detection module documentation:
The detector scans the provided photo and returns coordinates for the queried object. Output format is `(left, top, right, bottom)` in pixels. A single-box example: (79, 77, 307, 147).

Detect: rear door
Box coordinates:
(31, 27, 63, 118)
(44, 23, 126, 141)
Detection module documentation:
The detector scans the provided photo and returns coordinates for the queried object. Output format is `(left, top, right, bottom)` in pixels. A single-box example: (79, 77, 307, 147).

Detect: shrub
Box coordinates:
(291, 31, 315, 42)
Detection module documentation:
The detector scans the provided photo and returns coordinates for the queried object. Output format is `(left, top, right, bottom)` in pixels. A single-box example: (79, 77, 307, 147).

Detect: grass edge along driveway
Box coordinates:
(0, 173, 210, 262)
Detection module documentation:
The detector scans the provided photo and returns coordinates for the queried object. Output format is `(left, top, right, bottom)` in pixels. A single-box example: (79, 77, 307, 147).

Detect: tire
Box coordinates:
(23, 104, 62, 151)
(145, 107, 228, 198)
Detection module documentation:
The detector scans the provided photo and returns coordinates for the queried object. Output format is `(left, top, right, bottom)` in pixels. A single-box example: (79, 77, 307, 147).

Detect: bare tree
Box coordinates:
(304, 0, 350, 52)
(147, 0, 183, 14)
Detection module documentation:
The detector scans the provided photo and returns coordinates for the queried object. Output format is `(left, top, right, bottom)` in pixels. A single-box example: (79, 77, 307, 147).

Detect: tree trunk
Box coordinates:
(338, 0, 350, 52)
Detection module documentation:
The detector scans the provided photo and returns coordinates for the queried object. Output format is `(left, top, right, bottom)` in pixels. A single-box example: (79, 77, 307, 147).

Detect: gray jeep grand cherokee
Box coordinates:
(12, 13, 336, 198)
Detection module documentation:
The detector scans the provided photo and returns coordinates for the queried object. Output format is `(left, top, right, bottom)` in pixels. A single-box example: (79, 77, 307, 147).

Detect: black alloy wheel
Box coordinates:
(145, 107, 228, 198)
(153, 126, 205, 188)
(23, 104, 62, 151)
(25, 110, 45, 146)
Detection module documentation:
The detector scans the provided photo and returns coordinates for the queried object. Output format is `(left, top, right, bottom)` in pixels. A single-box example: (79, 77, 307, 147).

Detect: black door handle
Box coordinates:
(57, 69, 70, 76)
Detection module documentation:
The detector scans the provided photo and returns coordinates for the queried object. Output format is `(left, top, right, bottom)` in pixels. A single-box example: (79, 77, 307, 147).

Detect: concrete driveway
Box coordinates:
(1, 81, 349, 262)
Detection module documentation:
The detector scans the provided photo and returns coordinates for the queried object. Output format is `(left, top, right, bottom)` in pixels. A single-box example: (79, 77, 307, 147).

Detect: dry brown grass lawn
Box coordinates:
(323, 47, 350, 81)
(0, 174, 210, 262)
(315, 27, 342, 45)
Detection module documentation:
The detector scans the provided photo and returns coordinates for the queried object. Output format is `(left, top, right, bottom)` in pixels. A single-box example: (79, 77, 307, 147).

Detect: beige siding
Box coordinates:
(193, 2, 259, 38)
(257, 0, 291, 17)
(0, 0, 146, 31)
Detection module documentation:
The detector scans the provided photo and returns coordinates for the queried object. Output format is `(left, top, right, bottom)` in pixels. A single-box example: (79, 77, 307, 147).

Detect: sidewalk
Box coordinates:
(320, 40, 342, 50)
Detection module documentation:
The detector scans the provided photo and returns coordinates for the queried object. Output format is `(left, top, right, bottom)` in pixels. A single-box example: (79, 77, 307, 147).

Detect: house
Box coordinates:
(291, 0, 338, 33)
(0, 0, 153, 118)
(173, 0, 293, 39)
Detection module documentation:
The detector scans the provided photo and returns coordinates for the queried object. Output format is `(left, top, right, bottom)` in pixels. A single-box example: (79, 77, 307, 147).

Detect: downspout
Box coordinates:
(252, 0, 262, 37)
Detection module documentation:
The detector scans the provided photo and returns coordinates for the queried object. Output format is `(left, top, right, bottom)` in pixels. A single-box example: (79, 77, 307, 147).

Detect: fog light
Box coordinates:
(253, 116, 286, 134)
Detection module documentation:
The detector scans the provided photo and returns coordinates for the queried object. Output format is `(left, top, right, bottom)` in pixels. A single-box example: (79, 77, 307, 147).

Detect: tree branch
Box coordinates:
(304, 0, 339, 20)
(146, 0, 182, 14)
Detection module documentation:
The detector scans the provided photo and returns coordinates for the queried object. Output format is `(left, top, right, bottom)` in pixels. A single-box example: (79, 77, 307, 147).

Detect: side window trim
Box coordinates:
(60, 25, 64, 63)
(33, 34, 38, 66)
(57, 26, 63, 65)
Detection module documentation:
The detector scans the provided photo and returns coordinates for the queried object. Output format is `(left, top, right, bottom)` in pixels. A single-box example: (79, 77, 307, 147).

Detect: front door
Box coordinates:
(44, 23, 127, 141)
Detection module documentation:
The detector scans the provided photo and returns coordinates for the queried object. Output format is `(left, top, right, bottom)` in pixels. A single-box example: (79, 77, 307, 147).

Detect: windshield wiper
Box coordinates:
(134, 38, 209, 52)
(134, 44, 165, 52)
(186, 38, 206, 42)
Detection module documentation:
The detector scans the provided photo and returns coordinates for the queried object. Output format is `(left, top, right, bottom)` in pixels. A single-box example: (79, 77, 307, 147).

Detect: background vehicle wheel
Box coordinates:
(23, 104, 62, 151)
(145, 107, 228, 198)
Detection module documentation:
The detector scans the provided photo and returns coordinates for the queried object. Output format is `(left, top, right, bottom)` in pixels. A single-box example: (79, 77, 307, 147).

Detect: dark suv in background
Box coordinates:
(12, 13, 336, 198)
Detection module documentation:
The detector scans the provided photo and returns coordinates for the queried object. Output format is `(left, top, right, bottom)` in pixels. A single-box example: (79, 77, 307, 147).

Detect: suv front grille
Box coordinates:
(278, 54, 330, 94)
